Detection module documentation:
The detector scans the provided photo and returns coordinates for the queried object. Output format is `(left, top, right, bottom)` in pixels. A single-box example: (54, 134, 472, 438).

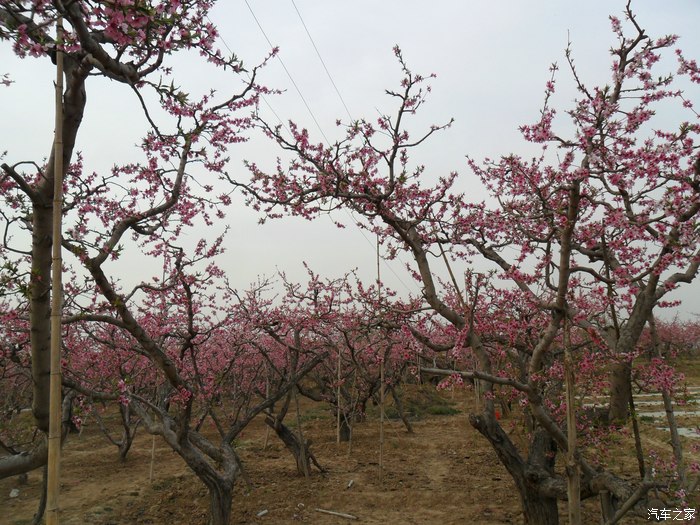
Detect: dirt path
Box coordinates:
(1, 389, 688, 524)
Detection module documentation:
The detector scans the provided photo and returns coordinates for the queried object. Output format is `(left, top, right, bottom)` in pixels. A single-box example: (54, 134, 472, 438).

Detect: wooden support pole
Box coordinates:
(346, 372, 357, 457)
(564, 318, 581, 525)
(149, 436, 156, 483)
(336, 348, 341, 445)
(379, 358, 385, 483)
(46, 14, 65, 525)
(417, 354, 421, 385)
(315, 508, 358, 520)
(376, 234, 384, 483)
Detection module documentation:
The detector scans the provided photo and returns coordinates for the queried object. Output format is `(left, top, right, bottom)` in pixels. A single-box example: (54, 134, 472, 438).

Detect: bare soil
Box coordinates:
(1, 386, 696, 524)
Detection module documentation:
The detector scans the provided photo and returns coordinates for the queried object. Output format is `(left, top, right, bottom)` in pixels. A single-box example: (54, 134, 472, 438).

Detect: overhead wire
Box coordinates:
(286, 1, 416, 295)
(242, 0, 331, 146)
(210, 1, 418, 295)
(289, 0, 353, 121)
(205, 14, 290, 136)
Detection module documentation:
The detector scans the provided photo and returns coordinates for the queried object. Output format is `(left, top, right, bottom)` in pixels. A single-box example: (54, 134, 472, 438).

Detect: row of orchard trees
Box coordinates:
(0, 2, 699, 525)
(0, 2, 305, 523)
(236, 4, 700, 523)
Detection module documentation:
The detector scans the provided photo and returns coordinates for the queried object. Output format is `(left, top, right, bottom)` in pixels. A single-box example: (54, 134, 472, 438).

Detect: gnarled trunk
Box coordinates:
(117, 404, 139, 463)
(470, 413, 560, 525)
(608, 361, 631, 423)
(30, 58, 87, 435)
(339, 414, 352, 442)
(176, 440, 237, 525)
(0, 58, 88, 482)
(205, 477, 234, 525)
(389, 385, 413, 433)
(265, 415, 322, 475)
(28, 464, 48, 525)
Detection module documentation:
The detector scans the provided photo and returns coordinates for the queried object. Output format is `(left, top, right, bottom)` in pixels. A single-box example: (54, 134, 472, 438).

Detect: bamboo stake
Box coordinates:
(474, 378, 481, 409)
(346, 371, 358, 457)
(262, 377, 271, 450)
(416, 354, 421, 385)
(379, 358, 385, 483)
(376, 234, 384, 484)
(149, 435, 156, 483)
(46, 15, 65, 525)
(336, 348, 341, 445)
(315, 508, 358, 520)
(564, 318, 581, 525)
(346, 411, 353, 456)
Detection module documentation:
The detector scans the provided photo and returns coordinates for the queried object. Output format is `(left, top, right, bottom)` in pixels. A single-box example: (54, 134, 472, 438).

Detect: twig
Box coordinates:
(315, 508, 358, 520)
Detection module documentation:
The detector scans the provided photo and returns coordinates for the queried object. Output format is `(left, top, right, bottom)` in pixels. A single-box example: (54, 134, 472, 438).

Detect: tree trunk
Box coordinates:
(205, 479, 233, 525)
(661, 389, 685, 485)
(629, 390, 646, 479)
(176, 441, 236, 525)
(30, 59, 87, 435)
(470, 413, 560, 525)
(608, 361, 631, 423)
(117, 404, 138, 463)
(0, 441, 47, 479)
(30, 199, 53, 434)
(265, 416, 315, 476)
(0, 58, 88, 482)
(524, 430, 560, 525)
(520, 496, 559, 525)
(339, 416, 352, 442)
(389, 385, 413, 433)
(118, 438, 133, 463)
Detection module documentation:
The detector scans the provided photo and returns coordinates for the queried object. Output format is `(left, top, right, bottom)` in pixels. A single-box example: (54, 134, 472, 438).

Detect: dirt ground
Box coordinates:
(1, 386, 696, 525)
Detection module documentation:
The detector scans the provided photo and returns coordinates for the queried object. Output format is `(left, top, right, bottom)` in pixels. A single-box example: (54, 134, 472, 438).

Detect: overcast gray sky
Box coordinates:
(2, 1, 700, 316)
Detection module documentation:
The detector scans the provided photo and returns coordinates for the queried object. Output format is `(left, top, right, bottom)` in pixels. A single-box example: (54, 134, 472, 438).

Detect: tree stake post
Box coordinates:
(336, 347, 341, 445)
(564, 318, 581, 524)
(46, 13, 65, 525)
(377, 234, 384, 484)
(149, 435, 156, 483)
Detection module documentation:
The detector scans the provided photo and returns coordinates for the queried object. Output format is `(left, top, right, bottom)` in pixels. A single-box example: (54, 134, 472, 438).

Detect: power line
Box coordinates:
(340, 210, 415, 294)
(204, 14, 290, 136)
(284, 2, 416, 294)
(290, 0, 353, 121)
(242, 0, 331, 146)
(209, 2, 418, 296)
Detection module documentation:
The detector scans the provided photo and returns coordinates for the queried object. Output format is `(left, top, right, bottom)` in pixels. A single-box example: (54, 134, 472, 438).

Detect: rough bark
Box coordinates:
(0, 441, 48, 478)
(0, 55, 88, 482)
(117, 404, 139, 463)
(265, 415, 321, 476)
(204, 476, 234, 525)
(389, 385, 413, 433)
(628, 390, 646, 479)
(470, 413, 560, 525)
(338, 413, 352, 442)
(28, 58, 86, 436)
(162, 434, 238, 525)
(190, 455, 234, 525)
(608, 361, 632, 423)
